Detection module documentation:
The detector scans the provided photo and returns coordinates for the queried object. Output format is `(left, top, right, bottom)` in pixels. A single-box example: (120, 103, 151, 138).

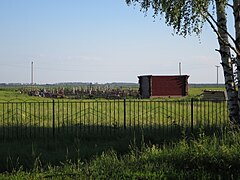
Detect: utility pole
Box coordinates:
(179, 62, 182, 76)
(31, 61, 34, 85)
(215, 65, 220, 87)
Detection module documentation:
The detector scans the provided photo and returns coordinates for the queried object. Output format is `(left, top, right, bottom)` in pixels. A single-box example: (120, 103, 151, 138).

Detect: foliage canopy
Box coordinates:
(125, 0, 225, 37)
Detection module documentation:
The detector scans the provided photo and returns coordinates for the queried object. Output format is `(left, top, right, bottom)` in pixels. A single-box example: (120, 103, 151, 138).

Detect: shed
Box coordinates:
(138, 75, 189, 98)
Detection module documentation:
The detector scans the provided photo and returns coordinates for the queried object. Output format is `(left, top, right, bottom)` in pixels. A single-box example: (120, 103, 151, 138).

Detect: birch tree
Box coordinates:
(125, 0, 240, 123)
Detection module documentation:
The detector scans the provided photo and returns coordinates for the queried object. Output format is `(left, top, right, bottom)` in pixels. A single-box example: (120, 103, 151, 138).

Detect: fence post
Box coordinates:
(52, 99, 55, 138)
(191, 98, 194, 133)
(124, 98, 126, 130)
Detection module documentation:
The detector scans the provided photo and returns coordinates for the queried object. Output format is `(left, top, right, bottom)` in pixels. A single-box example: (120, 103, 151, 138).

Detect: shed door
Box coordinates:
(140, 76, 150, 98)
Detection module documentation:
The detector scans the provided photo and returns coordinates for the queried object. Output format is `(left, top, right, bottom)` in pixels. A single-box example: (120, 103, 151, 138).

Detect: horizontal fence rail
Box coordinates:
(0, 99, 229, 140)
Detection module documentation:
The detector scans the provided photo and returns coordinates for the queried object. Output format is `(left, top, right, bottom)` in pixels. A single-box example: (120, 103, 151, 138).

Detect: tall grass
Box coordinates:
(1, 130, 240, 179)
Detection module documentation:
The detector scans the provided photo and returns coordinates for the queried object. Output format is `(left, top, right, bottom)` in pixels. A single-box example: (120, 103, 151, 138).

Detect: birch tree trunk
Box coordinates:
(233, 0, 240, 123)
(216, 1, 239, 123)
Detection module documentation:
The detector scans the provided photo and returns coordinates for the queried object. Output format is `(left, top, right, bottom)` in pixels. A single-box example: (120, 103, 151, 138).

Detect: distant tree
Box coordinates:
(125, 0, 240, 123)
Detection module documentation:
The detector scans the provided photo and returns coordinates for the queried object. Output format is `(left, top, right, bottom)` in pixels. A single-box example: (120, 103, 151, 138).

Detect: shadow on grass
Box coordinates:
(0, 124, 229, 172)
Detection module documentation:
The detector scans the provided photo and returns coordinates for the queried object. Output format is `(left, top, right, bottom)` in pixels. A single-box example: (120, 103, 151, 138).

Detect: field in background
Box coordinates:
(0, 84, 225, 100)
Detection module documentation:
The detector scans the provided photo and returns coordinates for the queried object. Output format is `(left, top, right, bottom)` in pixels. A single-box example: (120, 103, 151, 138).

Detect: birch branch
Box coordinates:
(206, 12, 236, 44)
(205, 16, 240, 56)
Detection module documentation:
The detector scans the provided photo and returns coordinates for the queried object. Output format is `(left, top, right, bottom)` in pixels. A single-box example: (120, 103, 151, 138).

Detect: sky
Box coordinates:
(0, 0, 230, 84)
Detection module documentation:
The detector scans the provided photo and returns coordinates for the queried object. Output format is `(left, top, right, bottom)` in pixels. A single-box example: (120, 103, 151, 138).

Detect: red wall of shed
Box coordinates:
(151, 76, 187, 97)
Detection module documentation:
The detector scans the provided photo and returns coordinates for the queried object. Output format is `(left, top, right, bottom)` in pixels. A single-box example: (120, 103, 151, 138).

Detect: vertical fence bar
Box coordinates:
(33, 102, 36, 138)
(215, 101, 218, 130)
(79, 101, 82, 134)
(174, 100, 177, 132)
(92, 101, 95, 133)
(191, 98, 194, 133)
(15, 102, 18, 139)
(178, 101, 181, 131)
(11, 102, 13, 139)
(62, 101, 64, 134)
(88, 101, 91, 133)
(138, 100, 140, 133)
(170, 101, 172, 135)
(149, 100, 152, 132)
(105, 101, 107, 134)
(113, 100, 116, 134)
(162, 101, 165, 138)
(110, 100, 112, 134)
(29, 102, 32, 138)
(47, 102, 50, 138)
(141, 101, 143, 131)
(20, 102, 23, 139)
(75, 101, 77, 136)
(67, 102, 69, 135)
(100, 101, 103, 134)
(48, 101, 51, 137)
(195, 100, 198, 129)
(97, 101, 99, 133)
(166, 101, 169, 135)
(133, 100, 136, 132)
(224, 100, 226, 125)
(52, 100, 55, 138)
(83, 101, 86, 133)
(123, 98, 126, 130)
(129, 100, 131, 132)
(203, 100, 206, 128)
(211, 101, 214, 131)
(3, 103, 5, 140)
(118, 99, 120, 132)
(42, 102, 45, 137)
(146, 101, 148, 132)
(185, 100, 188, 129)
(199, 100, 202, 127)
(207, 101, 210, 129)
(57, 101, 60, 134)
(158, 101, 160, 133)
(38, 102, 40, 137)
(75, 102, 81, 137)
(181, 100, 184, 129)
(70, 102, 73, 134)
(7, 102, 9, 139)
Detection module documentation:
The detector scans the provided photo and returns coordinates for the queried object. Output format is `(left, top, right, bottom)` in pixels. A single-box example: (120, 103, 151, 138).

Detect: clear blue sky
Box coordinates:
(0, 0, 224, 84)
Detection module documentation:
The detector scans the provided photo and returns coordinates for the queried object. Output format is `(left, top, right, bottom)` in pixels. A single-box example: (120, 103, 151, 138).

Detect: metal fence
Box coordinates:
(0, 99, 229, 140)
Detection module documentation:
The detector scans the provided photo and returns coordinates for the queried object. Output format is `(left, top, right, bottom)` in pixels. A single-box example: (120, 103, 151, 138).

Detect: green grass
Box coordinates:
(187, 87, 225, 99)
(0, 98, 228, 141)
(0, 87, 235, 179)
(0, 88, 45, 102)
(1, 130, 240, 179)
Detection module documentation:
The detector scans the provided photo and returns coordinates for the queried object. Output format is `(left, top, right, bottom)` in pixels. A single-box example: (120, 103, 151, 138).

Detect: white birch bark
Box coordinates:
(233, 0, 240, 122)
(216, 1, 239, 123)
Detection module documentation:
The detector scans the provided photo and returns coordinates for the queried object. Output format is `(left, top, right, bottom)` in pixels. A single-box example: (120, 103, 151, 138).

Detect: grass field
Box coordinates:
(1, 86, 237, 179)
(0, 85, 225, 101)
(0, 87, 228, 140)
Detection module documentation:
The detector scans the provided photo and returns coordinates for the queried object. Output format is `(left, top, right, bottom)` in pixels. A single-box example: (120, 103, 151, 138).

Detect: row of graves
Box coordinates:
(21, 86, 140, 99)
(20, 88, 65, 98)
